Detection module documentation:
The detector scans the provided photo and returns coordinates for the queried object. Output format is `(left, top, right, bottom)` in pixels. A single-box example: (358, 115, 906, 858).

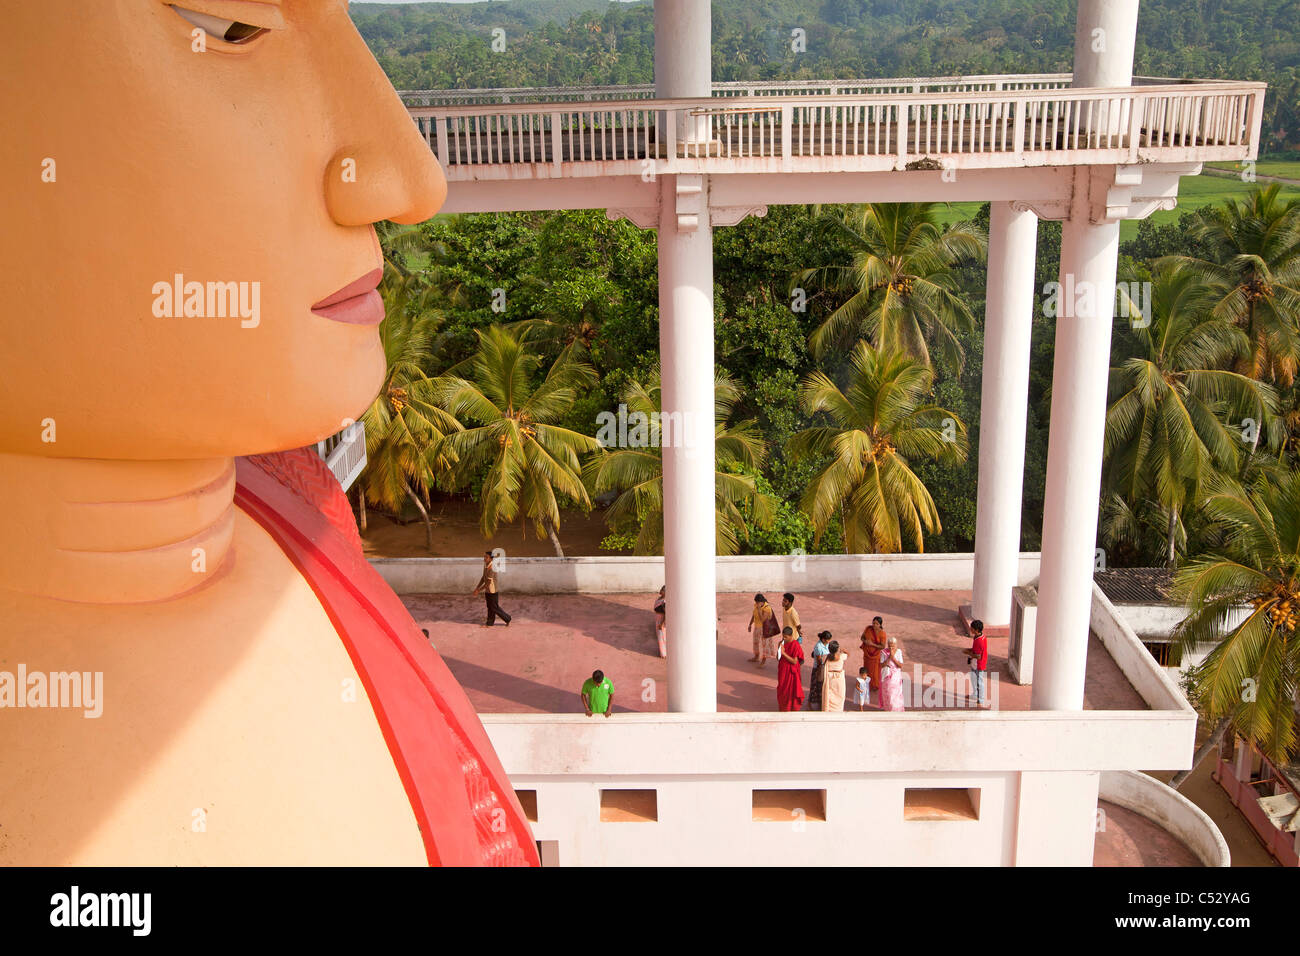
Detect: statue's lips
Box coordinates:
(311, 268, 384, 325)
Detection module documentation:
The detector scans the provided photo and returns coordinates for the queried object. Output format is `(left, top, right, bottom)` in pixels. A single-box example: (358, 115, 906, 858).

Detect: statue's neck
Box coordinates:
(0, 454, 236, 603)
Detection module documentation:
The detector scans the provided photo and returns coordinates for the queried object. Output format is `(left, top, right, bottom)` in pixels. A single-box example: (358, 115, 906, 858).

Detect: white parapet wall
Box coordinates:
(484, 709, 1194, 867)
(1090, 583, 1192, 714)
(1099, 770, 1230, 867)
(371, 552, 1043, 595)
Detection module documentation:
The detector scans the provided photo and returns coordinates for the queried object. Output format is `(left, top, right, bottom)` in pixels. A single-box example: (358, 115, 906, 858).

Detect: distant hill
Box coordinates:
(351, 0, 1300, 148)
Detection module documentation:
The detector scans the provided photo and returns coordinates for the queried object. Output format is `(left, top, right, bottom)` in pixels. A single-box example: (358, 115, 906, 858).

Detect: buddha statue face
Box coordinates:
(0, 0, 446, 459)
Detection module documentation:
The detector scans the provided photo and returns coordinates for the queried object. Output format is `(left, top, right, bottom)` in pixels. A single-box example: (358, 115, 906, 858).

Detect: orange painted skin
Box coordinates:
(0, 1, 450, 863)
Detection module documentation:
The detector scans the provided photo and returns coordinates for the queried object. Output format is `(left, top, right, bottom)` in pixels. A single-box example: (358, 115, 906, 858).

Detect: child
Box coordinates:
(854, 667, 870, 710)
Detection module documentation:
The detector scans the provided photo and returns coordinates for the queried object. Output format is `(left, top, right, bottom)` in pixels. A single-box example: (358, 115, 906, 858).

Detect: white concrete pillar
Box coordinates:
(971, 202, 1038, 628)
(654, 0, 712, 142)
(1073, 0, 1140, 138)
(1031, 176, 1120, 711)
(1029, 1, 1139, 709)
(1072, 0, 1140, 89)
(659, 175, 717, 713)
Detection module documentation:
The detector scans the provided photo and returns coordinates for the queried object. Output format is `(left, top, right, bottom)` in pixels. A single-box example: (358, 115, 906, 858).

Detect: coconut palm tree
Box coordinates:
(787, 342, 967, 553)
(1171, 466, 1300, 773)
(584, 368, 776, 555)
(1103, 260, 1277, 568)
(356, 270, 464, 551)
(1177, 184, 1300, 389)
(798, 203, 987, 368)
(435, 325, 602, 557)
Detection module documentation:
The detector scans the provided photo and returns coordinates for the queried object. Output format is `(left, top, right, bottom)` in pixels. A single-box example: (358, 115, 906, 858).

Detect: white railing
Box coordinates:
(315, 420, 366, 492)
(400, 74, 1076, 107)
(406, 78, 1265, 180)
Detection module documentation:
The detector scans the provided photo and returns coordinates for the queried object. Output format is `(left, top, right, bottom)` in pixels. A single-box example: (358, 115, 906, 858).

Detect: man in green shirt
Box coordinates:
(581, 670, 614, 717)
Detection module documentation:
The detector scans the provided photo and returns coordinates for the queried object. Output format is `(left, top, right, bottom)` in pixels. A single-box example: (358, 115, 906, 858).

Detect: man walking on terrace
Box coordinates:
(472, 550, 511, 627)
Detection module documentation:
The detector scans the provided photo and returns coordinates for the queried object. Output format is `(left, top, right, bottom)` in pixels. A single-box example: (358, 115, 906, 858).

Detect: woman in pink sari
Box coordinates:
(776, 627, 805, 712)
(879, 637, 906, 712)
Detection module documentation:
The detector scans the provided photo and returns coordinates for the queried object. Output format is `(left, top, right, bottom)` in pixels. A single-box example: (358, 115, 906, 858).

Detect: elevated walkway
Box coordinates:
(402, 75, 1264, 217)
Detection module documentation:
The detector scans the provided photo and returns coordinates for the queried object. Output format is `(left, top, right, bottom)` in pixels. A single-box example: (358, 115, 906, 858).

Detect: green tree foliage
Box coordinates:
(799, 203, 987, 368)
(436, 326, 603, 556)
(1176, 184, 1300, 388)
(357, 269, 464, 550)
(584, 369, 776, 555)
(352, 0, 1300, 147)
(1103, 260, 1277, 567)
(1173, 467, 1300, 765)
(788, 343, 968, 553)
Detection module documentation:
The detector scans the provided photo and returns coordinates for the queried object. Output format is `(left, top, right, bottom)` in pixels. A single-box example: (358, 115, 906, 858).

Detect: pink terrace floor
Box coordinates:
(1094, 802, 1202, 866)
(404, 589, 1148, 714)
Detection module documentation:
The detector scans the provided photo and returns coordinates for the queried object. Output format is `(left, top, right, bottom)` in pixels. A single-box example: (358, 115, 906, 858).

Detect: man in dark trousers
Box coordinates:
(472, 551, 511, 627)
(966, 619, 988, 708)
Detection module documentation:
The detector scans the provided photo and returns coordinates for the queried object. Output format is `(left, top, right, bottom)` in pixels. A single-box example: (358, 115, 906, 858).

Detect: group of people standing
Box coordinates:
(747, 594, 906, 713)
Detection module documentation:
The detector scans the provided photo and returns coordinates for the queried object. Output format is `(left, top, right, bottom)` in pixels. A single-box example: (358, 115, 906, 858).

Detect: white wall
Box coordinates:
(484, 710, 1194, 867)
(520, 769, 1019, 867)
(371, 552, 1043, 595)
(1113, 603, 1186, 638)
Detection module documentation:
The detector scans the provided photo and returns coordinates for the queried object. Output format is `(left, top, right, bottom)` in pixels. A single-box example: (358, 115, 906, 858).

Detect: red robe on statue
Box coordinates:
(776, 636, 805, 712)
(236, 448, 537, 866)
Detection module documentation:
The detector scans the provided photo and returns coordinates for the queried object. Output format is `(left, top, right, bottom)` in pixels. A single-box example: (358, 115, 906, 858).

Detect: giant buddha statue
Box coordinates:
(0, 0, 537, 865)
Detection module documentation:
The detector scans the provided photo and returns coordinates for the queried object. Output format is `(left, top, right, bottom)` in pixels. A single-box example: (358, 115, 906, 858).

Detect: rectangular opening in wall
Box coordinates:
(752, 789, 827, 822)
(904, 788, 980, 821)
(599, 789, 658, 822)
(514, 789, 538, 823)
(536, 840, 560, 867)
(1142, 640, 1182, 668)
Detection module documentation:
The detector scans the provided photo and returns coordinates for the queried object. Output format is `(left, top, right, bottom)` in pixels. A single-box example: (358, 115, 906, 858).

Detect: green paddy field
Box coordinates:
(932, 160, 1300, 240)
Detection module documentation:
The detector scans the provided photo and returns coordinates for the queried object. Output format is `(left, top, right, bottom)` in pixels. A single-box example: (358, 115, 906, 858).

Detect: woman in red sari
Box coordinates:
(776, 627, 805, 711)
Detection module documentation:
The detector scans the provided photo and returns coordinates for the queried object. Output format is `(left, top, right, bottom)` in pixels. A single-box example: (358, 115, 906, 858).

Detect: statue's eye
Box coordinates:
(170, 5, 269, 44)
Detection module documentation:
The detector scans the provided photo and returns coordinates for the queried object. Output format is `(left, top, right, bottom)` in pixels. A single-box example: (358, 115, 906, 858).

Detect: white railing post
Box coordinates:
(897, 102, 909, 167)
(551, 111, 564, 174)
(781, 104, 793, 171)
(1246, 90, 1265, 152)
(1127, 94, 1143, 162)
(665, 106, 678, 172)
(1013, 97, 1026, 159)
(434, 114, 450, 168)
